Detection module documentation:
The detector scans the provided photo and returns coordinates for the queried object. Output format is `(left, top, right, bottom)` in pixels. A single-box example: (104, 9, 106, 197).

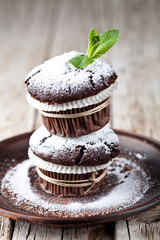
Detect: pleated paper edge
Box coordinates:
(28, 148, 113, 174)
(26, 81, 118, 111)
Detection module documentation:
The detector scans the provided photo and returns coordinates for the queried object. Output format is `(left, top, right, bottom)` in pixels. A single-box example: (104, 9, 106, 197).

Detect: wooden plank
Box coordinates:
(128, 220, 160, 240)
(131, 206, 160, 222)
(111, 0, 160, 139)
(62, 224, 114, 240)
(63, 227, 88, 240)
(115, 219, 160, 240)
(0, 0, 54, 140)
(87, 224, 115, 240)
(0, 218, 14, 240)
(12, 222, 62, 240)
(12, 223, 115, 240)
(12, 222, 31, 240)
(0, 0, 63, 239)
(110, 0, 160, 239)
(114, 220, 130, 240)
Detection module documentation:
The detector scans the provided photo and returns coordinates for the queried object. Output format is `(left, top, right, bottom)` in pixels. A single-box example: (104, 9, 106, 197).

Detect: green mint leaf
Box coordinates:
(91, 29, 120, 59)
(87, 29, 99, 58)
(88, 40, 100, 59)
(69, 28, 119, 69)
(69, 56, 94, 69)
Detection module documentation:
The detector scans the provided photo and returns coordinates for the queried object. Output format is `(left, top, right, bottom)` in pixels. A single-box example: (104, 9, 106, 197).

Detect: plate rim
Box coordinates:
(0, 129, 160, 227)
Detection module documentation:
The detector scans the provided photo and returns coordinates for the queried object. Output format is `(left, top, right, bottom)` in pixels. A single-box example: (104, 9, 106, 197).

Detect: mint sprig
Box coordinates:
(69, 28, 120, 69)
(69, 55, 94, 70)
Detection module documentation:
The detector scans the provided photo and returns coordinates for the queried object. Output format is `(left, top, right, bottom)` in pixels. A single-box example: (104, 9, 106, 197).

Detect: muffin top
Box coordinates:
(29, 125, 120, 166)
(25, 51, 117, 104)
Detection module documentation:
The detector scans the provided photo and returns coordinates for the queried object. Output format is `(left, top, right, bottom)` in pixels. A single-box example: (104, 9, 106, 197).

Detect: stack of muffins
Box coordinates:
(25, 51, 120, 196)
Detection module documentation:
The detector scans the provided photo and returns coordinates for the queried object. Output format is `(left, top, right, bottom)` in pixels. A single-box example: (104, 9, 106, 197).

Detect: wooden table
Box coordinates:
(0, 0, 160, 239)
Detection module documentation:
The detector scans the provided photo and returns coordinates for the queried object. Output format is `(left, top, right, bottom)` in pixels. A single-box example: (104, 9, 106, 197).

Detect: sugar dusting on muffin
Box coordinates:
(29, 124, 120, 166)
(25, 51, 117, 104)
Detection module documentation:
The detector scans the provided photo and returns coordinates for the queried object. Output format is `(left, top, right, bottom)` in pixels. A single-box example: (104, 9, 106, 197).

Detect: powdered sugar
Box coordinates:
(28, 148, 113, 174)
(1, 157, 150, 217)
(26, 81, 118, 111)
(25, 51, 114, 85)
(134, 153, 146, 160)
(25, 51, 117, 104)
(29, 125, 119, 161)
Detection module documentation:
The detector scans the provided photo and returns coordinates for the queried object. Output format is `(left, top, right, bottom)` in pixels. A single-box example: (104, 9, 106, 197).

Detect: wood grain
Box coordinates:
(115, 221, 130, 240)
(0, 0, 64, 239)
(0, 218, 14, 240)
(110, 0, 160, 238)
(12, 222, 62, 240)
(0, 0, 159, 239)
(128, 220, 160, 240)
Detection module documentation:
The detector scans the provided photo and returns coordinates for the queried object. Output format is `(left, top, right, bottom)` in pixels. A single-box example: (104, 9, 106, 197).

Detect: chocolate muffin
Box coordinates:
(25, 51, 118, 137)
(29, 125, 120, 196)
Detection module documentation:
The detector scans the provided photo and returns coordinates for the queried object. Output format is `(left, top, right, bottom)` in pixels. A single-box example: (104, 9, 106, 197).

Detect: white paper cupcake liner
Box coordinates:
(28, 148, 113, 174)
(26, 81, 118, 112)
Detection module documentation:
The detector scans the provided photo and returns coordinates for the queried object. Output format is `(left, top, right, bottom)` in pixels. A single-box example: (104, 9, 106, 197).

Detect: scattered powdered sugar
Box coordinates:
(29, 125, 119, 158)
(134, 153, 146, 160)
(1, 157, 150, 217)
(128, 151, 147, 160)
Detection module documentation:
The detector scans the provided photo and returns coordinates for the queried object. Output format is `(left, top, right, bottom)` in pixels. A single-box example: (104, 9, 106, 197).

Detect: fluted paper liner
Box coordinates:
(38, 168, 106, 196)
(28, 148, 113, 174)
(29, 148, 111, 196)
(26, 81, 118, 111)
(41, 99, 110, 137)
(26, 83, 118, 137)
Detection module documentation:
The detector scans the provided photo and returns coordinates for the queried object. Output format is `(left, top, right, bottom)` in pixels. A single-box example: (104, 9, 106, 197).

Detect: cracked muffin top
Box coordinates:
(29, 125, 120, 166)
(25, 51, 118, 104)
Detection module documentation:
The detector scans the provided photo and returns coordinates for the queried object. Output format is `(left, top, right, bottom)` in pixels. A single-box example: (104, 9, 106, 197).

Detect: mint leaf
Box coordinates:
(69, 28, 120, 69)
(69, 56, 94, 69)
(99, 29, 119, 43)
(87, 29, 99, 58)
(91, 29, 120, 59)
(88, 40, 100, 59)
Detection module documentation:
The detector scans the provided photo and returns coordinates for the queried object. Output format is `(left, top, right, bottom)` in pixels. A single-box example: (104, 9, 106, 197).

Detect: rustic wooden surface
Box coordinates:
(0, 0, 160, 239)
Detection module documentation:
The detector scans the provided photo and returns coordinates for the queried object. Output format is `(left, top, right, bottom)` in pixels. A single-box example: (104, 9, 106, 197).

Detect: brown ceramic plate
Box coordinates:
(0, 130, 159, 227)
